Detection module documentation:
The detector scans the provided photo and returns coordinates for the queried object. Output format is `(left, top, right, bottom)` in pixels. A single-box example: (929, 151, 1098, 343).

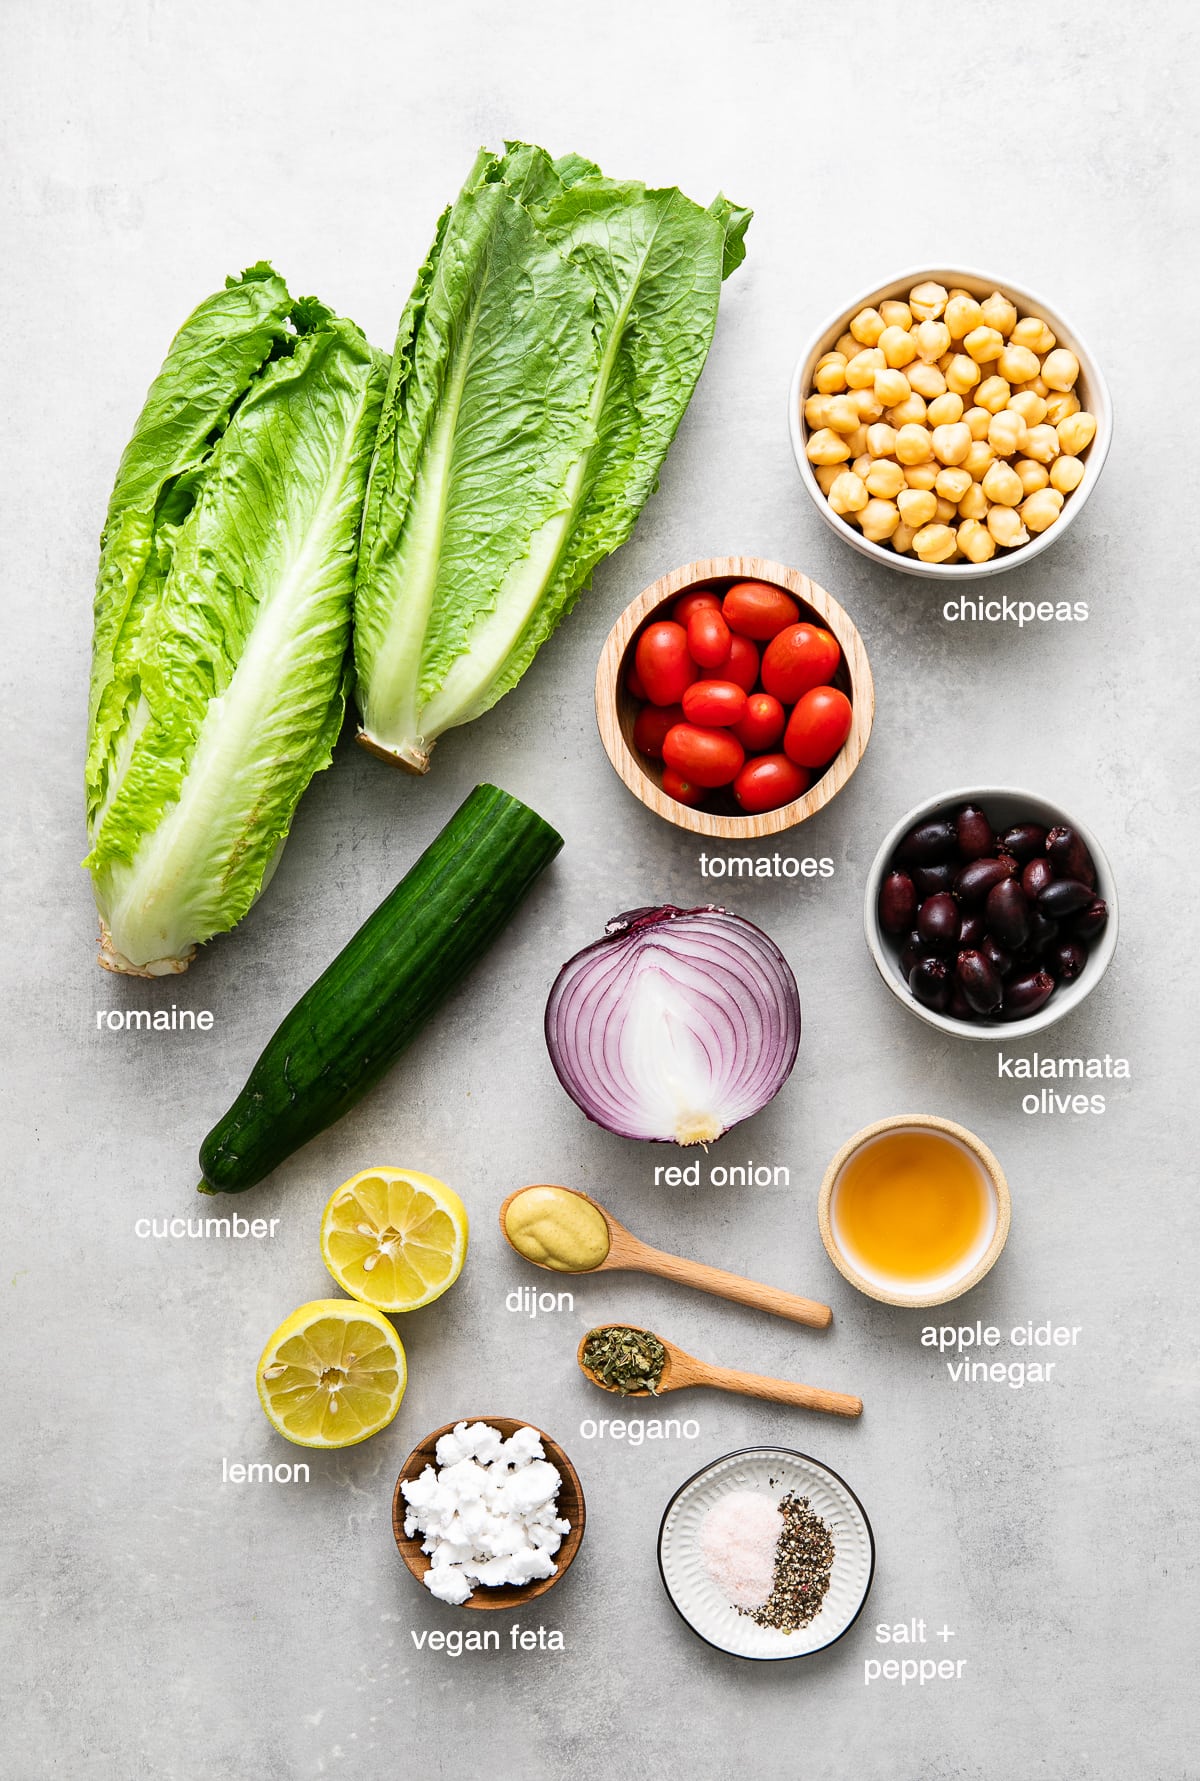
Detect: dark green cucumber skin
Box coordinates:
(198, 784, 562, 1193)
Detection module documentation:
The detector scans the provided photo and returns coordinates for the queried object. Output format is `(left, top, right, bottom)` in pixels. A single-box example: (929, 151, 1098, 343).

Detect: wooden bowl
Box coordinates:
(595, 556, 874, 838)
(392, 1418, 586, 1610)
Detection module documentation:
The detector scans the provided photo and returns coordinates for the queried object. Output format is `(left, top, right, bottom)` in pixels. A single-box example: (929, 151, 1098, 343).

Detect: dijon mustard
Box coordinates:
(504, 1187, 610, 1272)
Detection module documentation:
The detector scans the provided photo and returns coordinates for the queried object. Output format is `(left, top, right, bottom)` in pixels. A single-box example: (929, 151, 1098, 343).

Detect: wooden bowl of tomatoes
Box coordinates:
(595, 556, 874, 837)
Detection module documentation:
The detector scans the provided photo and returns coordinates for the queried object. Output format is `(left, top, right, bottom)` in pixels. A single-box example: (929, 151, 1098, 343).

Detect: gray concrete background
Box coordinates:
(2, 3, 1196, 1777)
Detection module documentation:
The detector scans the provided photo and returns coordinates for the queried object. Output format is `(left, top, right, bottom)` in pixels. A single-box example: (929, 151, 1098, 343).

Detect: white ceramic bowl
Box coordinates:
(864, 786, 1119, 1041)
(788, 266, 1112, 579)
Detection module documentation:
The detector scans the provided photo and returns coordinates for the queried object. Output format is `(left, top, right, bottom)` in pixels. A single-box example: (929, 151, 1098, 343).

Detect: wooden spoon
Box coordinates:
(577, 1324, 862, 1419)
(499, 1184, 832, 1329)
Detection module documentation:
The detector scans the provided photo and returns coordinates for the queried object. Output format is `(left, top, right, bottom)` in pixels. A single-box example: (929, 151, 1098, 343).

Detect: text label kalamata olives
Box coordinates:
(897, 819, 958, 866)
(985, 878, 1031, 950)
(1046, 826, 1097, 889)
(1001, 823, 1048, 863)
(955, 856, 1017, 906)
(879, 871, 917, 936)
(956, 805, 995, 861)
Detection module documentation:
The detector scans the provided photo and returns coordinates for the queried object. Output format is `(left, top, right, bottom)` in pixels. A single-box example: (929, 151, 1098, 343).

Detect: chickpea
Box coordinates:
(874, 368, 912, 407)
(926, 393, 965, 429)
(804, 393, 835, 429)
(932, 421, 972, 466)
(896, 422, 935, 465)
(934, 496, 958, 525)
(1041, 348, 1080, 391)
(964, 440, 994, 480)
(964, 406, 991, 441)
(915, 318, 951, 363)
(835, 331, 859, 358)
(852, 454, 873, 480)
(867, 422, 899, 457)
(859, 497, 901, 542)
(1045, 390, 1080, 426)
(912, 521, 957, 562)
(1050, 454, 1086, 493)
(821, 396, 859, 435)
(829, 471, 869, 515)
(1057, 411, 1097, 455)
(1010, 390, 1048, 426)
(945, 354, 981, 395)
(944, 294, 983, 340)
(850, 307, 886, 346)
(846, 347, 886, 389)
(909, 282, 949, 322)
(814, 461, 842, 495)
(852, 389, 885, 422)
(1011, 315, 1055, 355)
(845, 424, 871, 458)
(814, 351, 848, 394)
(892, 521, 917, 554)
(958, 482, 988, 521)
(987, 505, 1030, 548)
(997, 343, 1041, 385)
(936, 351, 956, 373)
(980, 292, 1018, 337)
(975, 376, 1012, 415)
(964, 326, 1005, 364)
(982, 460, 1024, 506)
(903, 462, 939, 491)
(866, 457, 906, 499)
(907, 361, 948, 399)
(1022, 422, 1062, 464)
(807, 427, 853, 465)
(1015, 458, 1050, 495)
(958, 517, 996, 563)
(987, 408, 1027, 457)
(887, 393, 928, 428)
(880, 325, 919, 368)
(898, 487, 937, 526)
(935, 466, 973, 503)
(1020, 487, 1065, 532)
(879, 299, 913, 331)
(1026, 376, 1050, 398)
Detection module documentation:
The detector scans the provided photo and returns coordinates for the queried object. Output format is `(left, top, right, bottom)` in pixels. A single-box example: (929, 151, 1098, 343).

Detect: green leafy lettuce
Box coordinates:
(353, 144, 751, 770)
(85, 265, 387, 975)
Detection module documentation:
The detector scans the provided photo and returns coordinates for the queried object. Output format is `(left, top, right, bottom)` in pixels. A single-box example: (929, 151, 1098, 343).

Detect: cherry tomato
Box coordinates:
(633, 702, 684, 758)
(662, 723, 745, 788)
(662, 766, 704, 807)
(686, 607, 732, 671)
(733, 692, 786, 753)
(760, 623, 842, 704)
(672, 590, 722, 625)
(783, 686, 853, 769)
(626, 663, 647, 701)
(634, 620, 696, 706)
(681, 679, 748, 727)
(723, 633, 760, 693)
(722, 580, 801, 641)
(733, 754, 810, 814)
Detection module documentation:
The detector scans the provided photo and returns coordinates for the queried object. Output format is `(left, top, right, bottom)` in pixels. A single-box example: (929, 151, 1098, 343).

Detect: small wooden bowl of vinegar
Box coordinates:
(818, 1115, 1010, 1308)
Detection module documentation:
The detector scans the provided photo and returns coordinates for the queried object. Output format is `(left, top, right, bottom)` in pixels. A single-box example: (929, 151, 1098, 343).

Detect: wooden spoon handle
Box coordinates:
(627, 1245, 832, 1329)
(695, 1362, 862, 1418)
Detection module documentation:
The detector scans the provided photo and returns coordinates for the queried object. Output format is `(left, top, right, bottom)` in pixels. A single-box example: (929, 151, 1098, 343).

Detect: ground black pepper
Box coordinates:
(744, 1492, 834, 1632)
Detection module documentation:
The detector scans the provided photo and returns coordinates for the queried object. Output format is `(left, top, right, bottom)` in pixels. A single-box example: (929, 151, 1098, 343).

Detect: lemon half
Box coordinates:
(319, 1167, 469, 1313)
(256, 1299, 406, 1449)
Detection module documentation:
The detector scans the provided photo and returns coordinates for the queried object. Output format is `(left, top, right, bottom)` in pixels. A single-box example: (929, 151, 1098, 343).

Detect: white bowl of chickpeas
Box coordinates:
(789, 269, 1111, 576)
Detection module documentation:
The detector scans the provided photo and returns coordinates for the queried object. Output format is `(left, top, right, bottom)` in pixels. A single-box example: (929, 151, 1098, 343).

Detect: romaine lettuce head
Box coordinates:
(85, 266, 387, 974)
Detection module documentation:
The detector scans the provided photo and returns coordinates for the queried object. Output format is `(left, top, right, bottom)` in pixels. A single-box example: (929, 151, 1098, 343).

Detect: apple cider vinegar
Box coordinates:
(831, 1126, 995, 1291)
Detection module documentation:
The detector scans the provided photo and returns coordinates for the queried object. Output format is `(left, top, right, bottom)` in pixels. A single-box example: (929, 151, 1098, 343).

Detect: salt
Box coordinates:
(699, 1490, 783, 1610)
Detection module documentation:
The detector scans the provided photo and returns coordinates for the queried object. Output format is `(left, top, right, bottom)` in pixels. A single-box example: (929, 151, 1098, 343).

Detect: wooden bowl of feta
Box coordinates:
(392, 1417, 586, 1609)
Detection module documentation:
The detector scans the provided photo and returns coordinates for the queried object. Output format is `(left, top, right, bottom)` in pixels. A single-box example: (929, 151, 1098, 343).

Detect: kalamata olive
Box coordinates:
(959, 912, 986, 949)
(909, 956, 952, 1011)
(1046, 825, 1097, 889)
(897, 819, 958, 866)
(913, 861, 956, 898)
(1049, 939, 1088, 981)
(899, 930, 927, 977)
(1072, 897, 1109, 943)
(917, 892, 961, 950)
(957, 948, 1003, 1014)
(982, 936, 1013, 979)
(955, 856, 1016, 906)
(1001, 969, 1056, 1020)
(1036, 878, 1094, 920)
(1001, 823, 1048, 862)
(1027, 912, 1059, 954)
(879, 870, 918, 936)
(956, 804, 995, 861)
(1021, 857, 1055, 900)
(947, 981, 974, 1021)
(985, 877, 1031, 949)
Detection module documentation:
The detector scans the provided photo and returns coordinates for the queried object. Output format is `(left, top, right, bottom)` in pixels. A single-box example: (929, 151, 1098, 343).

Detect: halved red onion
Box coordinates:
(544, 906, 801, 1146)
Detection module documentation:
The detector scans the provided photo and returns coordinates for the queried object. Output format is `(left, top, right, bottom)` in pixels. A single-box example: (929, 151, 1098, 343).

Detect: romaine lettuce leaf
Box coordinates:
(353, 144, 750, 770)
(85, 269, 386, 974)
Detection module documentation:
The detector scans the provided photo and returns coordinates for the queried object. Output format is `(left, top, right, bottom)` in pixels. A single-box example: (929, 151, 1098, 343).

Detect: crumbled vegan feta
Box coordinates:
(401, 1421, 571, 1605)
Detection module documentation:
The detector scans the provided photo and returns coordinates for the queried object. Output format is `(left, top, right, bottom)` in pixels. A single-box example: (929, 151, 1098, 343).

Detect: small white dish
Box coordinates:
(657, 1447, 874, 1660)
(788, 265, 1112, 579)
(864, 785, 1119, 1041)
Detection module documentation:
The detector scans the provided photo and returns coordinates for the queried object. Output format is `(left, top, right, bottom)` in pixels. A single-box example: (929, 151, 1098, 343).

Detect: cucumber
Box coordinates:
(198, 784, 562, 1193)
